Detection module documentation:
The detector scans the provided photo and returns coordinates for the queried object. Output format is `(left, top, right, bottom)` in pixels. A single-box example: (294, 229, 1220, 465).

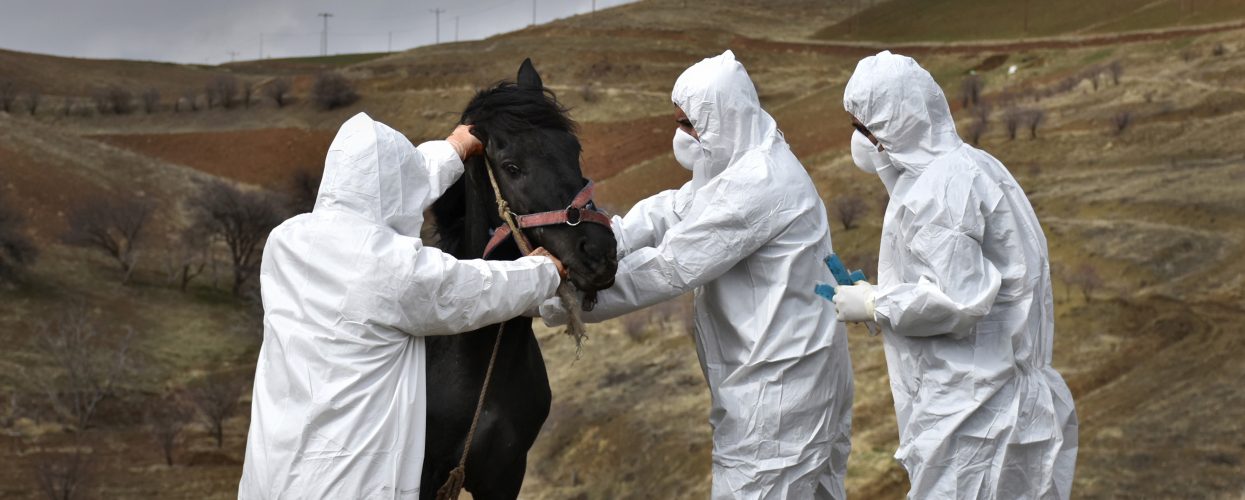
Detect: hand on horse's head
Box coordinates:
(529, 247, 568, 280)
(446, 124, 484, 160)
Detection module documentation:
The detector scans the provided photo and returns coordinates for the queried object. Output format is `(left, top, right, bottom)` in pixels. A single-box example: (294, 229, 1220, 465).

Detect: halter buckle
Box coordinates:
(564, 206, 583, 226)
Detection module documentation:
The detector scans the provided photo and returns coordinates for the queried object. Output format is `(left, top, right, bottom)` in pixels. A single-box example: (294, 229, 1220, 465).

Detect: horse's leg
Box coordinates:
(465, 455, 527, 500)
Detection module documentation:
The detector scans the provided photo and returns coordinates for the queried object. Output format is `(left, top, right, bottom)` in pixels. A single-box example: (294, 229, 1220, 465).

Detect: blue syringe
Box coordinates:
(815, 254, 879, 335)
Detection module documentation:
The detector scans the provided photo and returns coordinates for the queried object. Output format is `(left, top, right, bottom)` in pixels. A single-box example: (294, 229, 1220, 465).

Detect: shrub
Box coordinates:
(1112, 110, 1132, 135)
(833, 195, 868, 231)
(312, 72, 359, 110)
(960, 74, 985, 109)
(263, 77, 292, 108)
(0, 80, 16, 113)
(141, 88, 160, 114)
(0, 191, 37, 282)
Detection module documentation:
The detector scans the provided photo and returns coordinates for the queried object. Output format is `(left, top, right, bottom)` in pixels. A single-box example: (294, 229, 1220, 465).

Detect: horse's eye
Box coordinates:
(503, 162, 522, 175)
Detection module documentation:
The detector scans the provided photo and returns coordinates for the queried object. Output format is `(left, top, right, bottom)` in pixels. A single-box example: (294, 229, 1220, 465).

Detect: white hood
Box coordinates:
(672, 50, 781, 185)
(315, 112, 458, 236)
(843, 51, 963, 172)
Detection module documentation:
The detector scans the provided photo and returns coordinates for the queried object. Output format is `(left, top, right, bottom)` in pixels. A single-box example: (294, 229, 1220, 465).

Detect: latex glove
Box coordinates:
(833, 281, 876, 323)
(446, 124, 483, 160)
(538, 296, 569, 327)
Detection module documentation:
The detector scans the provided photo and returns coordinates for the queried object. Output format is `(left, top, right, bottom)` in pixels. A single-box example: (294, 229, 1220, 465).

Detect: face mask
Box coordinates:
(850, 130, 887, 174)
(673, 128, 704, 172)
(851, 130, 900, 194)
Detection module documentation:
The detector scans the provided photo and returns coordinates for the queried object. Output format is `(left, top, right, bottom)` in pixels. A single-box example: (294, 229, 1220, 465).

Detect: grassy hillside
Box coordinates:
(2, 0, 1244, 498)
(817, 0, 1245, 42)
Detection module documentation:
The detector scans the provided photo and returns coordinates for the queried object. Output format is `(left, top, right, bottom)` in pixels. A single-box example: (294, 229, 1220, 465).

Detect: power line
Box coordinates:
(318, 12, 334, 56)
(430, 8, 446, 44)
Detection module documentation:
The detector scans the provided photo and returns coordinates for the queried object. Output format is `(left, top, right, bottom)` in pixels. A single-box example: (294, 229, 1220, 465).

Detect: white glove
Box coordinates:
(833, 281, 876, 323)
(538, 296, 570, 327)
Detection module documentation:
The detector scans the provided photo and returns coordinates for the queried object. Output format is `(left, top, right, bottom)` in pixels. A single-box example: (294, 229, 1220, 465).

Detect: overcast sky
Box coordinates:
(0, 0, 635, 64)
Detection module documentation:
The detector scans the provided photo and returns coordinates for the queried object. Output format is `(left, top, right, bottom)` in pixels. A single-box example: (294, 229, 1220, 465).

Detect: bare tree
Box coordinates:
(0, 79, 17, 113)
(286, 167, 322, 214)
(1070, 262, 1103, 301)
(242, 81, 255, 109)
(62, 196, 154, 284)
(1112, 110, 1132, 135)
(178, 91, 199, 112)
(960, 74, 985, 109)
(0, 190, 38, 283)
(31, 442, 95, 500)
(620, 312, 649, 343)
(188, 371, 248, 448)
(31, 305, 134, 431)
(312, 72, 359, 110)
(208, 75, 239, 110)
(1026, 109, 1046, 139)
(1107, 61, 1124, 85)
(833, 195, 868, 231)
(107, 87, 134, 114)
(263, 77, 292, 108)
(162, 228, 211, 292)
(188, 181, 284, 295)
(579, 83, 599, 103)
(26, 90, 42, 115)
(144, 392, 192, 466)
(141, 88, 160, 114)
(968, 105, 991, 145)
(1004, 107, 1022, 140)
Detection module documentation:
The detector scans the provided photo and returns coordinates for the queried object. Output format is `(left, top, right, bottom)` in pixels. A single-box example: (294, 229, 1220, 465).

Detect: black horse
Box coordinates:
(421, 59, 618, 499)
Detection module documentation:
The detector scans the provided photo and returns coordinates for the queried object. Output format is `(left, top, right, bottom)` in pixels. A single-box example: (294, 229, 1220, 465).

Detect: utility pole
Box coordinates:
(532, 0, 537, 26)
(455, 16, 460, 42)
(591, 0, 596, 12)
(388, 31, 393, 52)
(430, 8, 446, 44)
(227, 50, 239, 62)
(1023, 0, 1030, 35)
(318, 12, 333, 56)
(259, 33, 264, 59)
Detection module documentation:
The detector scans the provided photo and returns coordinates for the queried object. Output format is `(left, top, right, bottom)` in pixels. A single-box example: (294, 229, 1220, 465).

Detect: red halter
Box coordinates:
(482, 180, 612, 257)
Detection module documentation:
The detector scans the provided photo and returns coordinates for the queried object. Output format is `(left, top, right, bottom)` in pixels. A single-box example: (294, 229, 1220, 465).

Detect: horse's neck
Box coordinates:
(433, 157, 516, 260)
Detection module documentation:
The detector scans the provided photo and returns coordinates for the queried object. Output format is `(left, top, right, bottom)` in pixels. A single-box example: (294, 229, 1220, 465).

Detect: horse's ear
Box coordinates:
(517, 58, 543, 90)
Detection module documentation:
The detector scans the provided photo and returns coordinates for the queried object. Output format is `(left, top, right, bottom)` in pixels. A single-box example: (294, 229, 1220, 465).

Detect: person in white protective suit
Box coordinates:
(541, 50, 854, 499)
(239, 112, 566, 499)
(834, 51, 1079, 499)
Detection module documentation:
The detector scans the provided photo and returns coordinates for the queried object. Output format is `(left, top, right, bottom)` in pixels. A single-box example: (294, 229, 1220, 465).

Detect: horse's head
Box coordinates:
(460, 59, 618, 294)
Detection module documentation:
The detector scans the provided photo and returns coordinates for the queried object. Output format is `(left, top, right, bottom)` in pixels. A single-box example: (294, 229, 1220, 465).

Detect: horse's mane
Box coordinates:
(433, 81, 577, 257)
(459, 81, 577, 138)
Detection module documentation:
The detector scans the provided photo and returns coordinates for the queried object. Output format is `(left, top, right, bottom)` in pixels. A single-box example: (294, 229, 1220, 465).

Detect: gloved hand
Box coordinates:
(446, 124, 483, 160)
(538, 296, 569, 327)
(833, 281, 876, 323)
